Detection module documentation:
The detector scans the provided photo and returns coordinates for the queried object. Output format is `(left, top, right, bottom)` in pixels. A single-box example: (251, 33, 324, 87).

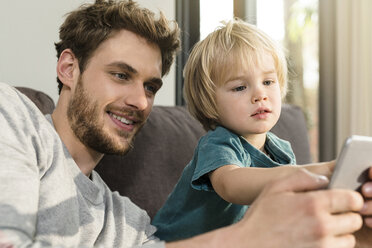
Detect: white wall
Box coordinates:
(0, 0, 176, 106)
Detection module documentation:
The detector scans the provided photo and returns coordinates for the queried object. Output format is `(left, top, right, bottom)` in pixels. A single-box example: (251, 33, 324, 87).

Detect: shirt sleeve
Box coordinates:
(0, 84, 46, 247)
(137, 241, 166, 248)
(191, 128, 249, 191)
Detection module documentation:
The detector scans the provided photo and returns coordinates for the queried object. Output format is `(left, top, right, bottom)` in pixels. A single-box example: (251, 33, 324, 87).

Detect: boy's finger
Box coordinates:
(264, 168, 329, 194)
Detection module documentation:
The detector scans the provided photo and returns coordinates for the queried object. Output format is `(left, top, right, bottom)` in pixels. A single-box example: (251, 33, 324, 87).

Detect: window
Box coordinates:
(200, 0, 234, 39)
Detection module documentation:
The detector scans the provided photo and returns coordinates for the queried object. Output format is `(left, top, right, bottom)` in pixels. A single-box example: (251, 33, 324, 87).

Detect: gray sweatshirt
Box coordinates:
(0, 82, 164, 248)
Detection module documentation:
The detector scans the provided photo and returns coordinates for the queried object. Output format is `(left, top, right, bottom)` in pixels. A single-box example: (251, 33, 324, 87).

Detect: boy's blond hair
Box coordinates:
(183, 18, 287, 131)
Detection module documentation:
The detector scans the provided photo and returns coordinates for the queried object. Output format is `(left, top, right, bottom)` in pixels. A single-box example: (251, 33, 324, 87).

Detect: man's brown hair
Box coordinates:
(55, 0, 180, 93)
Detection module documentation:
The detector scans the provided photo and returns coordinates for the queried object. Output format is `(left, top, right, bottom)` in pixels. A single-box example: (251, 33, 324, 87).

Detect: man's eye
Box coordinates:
(145, 84, 159, 95)
(233, 86, 246, 92)
(113, 73, 129, 80)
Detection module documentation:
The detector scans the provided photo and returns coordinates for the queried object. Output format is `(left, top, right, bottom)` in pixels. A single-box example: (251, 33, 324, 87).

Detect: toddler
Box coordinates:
(152, 18, 333, 242)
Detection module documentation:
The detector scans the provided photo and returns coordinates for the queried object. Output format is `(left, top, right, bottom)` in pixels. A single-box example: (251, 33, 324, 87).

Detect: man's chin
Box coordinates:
(108, 136, 135, 156)
(90, 126, 141, 156)
(94, 142, 133, 156)
(82, 133, 134, 156)
(104, 147, 132, 156)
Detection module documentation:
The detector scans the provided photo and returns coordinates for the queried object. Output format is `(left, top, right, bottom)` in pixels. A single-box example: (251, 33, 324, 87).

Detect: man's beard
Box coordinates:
(67, 78, 143, 155)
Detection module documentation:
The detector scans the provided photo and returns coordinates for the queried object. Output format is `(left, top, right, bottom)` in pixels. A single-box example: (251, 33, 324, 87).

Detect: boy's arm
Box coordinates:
(209, 161, 335, 205)
(166, 169, 363, 248)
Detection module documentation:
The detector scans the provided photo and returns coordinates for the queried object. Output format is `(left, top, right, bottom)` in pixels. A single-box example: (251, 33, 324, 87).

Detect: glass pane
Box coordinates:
(257, 0, 285, 42)
(257, 0, 319, 162)
(200, 0, 234, 39)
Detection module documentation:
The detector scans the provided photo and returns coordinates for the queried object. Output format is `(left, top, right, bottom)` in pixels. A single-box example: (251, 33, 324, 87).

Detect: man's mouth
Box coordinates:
(108, 112, 135, 125)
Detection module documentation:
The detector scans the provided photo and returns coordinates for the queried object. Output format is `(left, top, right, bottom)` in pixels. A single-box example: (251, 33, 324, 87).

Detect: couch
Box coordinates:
(17, 86, 311, 219)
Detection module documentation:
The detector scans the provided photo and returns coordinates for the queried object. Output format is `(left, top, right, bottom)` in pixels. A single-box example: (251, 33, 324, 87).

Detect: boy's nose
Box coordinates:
(251, 87, 268, 103)
(253, 95, 268, 103)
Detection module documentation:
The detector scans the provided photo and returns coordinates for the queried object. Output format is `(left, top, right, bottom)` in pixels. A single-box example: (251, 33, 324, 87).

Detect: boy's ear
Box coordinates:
(56, 49, 79, 89)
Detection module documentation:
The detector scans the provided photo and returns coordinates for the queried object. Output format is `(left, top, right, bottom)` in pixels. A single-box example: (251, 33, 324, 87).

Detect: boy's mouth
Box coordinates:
(251, 108, 271, 117)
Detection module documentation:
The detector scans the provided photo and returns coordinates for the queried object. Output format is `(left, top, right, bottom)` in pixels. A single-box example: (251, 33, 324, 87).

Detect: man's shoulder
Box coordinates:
(0, 82, 58, 154)
(0, 82, 19, 98)
(0, 82, 47, 119)
(1, 82, 33, 106)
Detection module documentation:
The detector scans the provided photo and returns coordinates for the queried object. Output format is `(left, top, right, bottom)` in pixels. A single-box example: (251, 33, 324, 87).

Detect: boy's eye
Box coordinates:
(263, 80, 274, 86)
(233, 86, 246, 92)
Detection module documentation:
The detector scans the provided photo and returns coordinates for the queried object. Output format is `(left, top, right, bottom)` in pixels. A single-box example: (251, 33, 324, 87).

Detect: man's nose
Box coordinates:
(124, 83, 149, 111)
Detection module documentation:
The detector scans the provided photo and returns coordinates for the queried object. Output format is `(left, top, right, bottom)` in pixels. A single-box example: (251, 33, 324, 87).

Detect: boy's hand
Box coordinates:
(303, 160, 336, 179)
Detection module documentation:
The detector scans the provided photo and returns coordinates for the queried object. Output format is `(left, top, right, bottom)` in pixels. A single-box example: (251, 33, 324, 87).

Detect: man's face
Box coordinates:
(67, 30, 163, 155)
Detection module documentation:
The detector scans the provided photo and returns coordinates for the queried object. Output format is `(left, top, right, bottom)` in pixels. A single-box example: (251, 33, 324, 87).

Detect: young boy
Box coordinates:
(152, 19, 333, 241)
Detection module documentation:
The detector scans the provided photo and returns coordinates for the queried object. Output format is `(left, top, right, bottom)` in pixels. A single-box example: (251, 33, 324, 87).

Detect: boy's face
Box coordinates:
(215, 52, 281, 142)
(67, 29, 162, 155)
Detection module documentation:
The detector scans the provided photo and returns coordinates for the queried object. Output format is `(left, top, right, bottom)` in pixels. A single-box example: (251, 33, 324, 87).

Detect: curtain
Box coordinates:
(336, 0, 372, 148)
(319, 0, 372, 160)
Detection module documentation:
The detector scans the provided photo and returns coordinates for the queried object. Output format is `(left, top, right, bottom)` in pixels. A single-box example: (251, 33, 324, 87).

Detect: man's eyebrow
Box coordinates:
(106, 62, 137, 74)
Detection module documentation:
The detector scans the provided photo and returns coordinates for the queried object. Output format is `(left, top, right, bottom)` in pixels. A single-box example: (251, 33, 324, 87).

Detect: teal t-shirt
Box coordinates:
(152, 126, 296, 242)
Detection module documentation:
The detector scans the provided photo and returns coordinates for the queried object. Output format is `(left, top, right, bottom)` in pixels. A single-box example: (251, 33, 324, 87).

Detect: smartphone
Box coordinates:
(328, 135, 372, 190)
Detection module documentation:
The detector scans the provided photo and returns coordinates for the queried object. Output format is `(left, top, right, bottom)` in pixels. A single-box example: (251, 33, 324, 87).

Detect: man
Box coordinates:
(0, 0, 371, 247)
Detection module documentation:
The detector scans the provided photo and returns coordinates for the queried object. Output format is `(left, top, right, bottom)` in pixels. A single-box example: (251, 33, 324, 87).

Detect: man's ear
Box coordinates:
(57, 49, 79, 89)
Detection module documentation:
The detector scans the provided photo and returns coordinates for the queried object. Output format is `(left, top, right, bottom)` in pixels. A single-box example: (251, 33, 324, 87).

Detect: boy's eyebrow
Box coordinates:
(263, 69, 277, 74)
(223, 69, 278, 84)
